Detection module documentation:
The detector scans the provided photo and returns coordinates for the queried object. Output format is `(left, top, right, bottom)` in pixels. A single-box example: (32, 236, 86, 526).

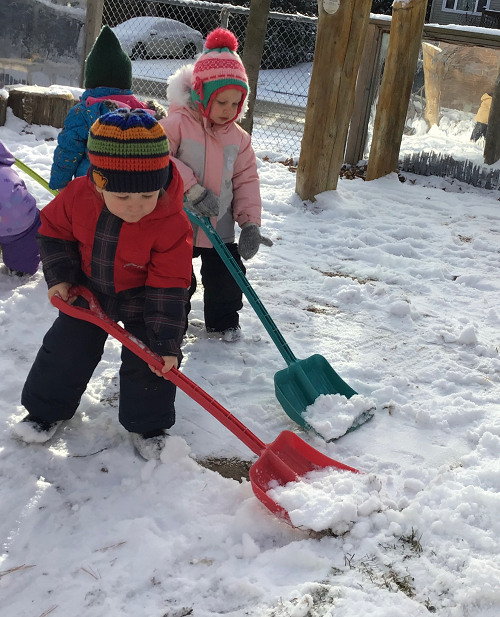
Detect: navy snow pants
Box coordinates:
(21, 311, 176, 433)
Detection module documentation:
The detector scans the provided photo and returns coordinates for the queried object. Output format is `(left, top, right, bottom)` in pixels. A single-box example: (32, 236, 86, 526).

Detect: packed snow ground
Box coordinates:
(2, 108, 500, 616)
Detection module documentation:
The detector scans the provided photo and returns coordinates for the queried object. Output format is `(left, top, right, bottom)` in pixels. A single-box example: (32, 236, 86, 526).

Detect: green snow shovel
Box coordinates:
(185, 210, 374, 438)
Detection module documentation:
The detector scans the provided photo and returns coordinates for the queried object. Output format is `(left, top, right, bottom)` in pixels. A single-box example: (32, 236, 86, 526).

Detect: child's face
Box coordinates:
(209, 89, 243, 124)
(98, 189, 160, 223)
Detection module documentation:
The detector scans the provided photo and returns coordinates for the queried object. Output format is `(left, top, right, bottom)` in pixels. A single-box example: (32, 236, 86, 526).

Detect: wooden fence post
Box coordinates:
(80, 0, 105, 88)
(484, 65, 500, 165)
(295, 0, 372, 201)
(422, 42, 445, 128)
(240, 0, 272, 135)
(365, 0, 427, 181)
(344, 24, 384, 166)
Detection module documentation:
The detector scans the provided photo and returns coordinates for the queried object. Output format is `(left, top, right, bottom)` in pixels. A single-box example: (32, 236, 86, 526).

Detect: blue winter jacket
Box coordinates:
(49, 87, 137, 190)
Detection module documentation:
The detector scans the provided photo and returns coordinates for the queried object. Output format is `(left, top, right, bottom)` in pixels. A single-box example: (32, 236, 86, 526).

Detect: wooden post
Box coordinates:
(365, 0, 427, 181)
(80, 0, 105, 88)
(295, 0, 372, 201)
(240, 0, 272, 135)
(422, 42, 445, 128)
(344, 24, 384, 165)
(484, 65, 500, 165)
(0, 95, 7, 127)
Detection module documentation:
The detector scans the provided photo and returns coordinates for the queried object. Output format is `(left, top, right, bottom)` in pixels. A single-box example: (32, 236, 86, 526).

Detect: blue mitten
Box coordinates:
(185, 183, 219, 217)
(238, 223, 273, 260)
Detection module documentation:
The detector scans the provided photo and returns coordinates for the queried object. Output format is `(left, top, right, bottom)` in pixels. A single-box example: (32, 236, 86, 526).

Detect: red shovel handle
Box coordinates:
(50, 285, 266, 456)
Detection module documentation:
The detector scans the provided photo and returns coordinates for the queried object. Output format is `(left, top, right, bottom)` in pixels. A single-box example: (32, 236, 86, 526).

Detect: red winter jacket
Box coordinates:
(40, 166, 192, 292)
(38, 163, 193, 356)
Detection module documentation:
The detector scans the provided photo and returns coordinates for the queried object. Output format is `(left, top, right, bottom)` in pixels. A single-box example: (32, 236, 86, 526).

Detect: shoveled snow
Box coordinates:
(303, 393, 376, 440)
(268, 468, 384, 533)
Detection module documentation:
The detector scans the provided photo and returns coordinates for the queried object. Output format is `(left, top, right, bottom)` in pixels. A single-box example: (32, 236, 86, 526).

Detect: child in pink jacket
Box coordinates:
(160, 28, 272, 342)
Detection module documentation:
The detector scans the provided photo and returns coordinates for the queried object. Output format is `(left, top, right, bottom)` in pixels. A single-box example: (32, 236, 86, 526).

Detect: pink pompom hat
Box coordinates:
(190, 28, 249, 123)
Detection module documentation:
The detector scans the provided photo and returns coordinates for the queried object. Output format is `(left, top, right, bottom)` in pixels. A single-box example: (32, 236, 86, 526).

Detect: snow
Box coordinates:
(2, 108, 500, 616)
(303, 394, 376, 441)
(33, 0, 85, 18)
(46, 85, 82, 100)
(0, 89, 8, 100)
(268, 468, 382, 533)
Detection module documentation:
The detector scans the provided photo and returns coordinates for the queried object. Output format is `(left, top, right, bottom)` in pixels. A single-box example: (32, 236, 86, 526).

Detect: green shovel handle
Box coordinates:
(186, 209, 298, 367)
(14, 158, 59, 196)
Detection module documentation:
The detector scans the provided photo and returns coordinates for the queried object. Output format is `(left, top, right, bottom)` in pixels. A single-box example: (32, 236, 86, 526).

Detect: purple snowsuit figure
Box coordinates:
(0, 140, 41, 276)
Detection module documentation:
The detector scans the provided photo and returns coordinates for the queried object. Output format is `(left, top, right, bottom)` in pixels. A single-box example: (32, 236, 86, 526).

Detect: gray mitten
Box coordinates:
(185, 183, 219, 217)
(238, 223, 273, 260)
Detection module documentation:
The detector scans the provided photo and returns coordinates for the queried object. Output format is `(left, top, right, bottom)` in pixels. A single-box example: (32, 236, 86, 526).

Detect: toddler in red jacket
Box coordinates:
(14, 109, 193, 460)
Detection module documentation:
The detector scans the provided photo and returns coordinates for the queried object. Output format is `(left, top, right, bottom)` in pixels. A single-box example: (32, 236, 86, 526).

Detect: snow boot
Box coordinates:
(3, 266, 29, 277)
(131, 429, 169, 460)
(206, 326, 242, 343)
(13, 414, 62, 443)
(220, 327, 242, 343)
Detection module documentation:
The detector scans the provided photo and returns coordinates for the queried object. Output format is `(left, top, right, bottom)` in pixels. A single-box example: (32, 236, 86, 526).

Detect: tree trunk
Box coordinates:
(8, 86, 75, 129)
(295, 0, 372, 201)
(365, 0, 427, 181)
(240, 0, 272, 135)
(422, 42, 445, 128)
(484, 68, 500, 165)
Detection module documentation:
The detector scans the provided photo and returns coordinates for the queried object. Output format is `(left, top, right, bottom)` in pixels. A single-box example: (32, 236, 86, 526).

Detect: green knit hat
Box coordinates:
(84, 26, 132, 90)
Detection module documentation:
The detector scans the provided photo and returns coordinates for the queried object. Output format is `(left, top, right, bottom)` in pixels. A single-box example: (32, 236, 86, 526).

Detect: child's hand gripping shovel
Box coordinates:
(50, 285, 359, 526)
(185, 210, 374, 439)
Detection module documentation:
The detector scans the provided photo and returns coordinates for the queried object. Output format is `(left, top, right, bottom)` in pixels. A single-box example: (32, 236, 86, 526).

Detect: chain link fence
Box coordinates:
(102, 0, 317, 155)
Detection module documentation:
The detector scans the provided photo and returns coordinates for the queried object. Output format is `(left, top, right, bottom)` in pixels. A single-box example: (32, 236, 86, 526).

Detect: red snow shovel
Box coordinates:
(51, 286, 359, 525)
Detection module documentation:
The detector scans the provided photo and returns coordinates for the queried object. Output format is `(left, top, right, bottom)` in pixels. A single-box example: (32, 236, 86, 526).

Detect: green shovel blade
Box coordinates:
(274, 354, 360, 430)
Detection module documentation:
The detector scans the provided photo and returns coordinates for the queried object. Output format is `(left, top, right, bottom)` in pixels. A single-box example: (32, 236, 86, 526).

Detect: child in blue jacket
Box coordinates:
(49, 26, 165, 190)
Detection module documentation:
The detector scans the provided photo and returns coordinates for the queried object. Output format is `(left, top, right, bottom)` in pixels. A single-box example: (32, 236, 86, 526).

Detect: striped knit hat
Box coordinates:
(88, 109, 170, 193)
(191, 28, 249, 123)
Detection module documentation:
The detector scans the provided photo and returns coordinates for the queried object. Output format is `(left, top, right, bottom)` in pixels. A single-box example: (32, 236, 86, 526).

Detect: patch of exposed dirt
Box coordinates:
(312, 266, 377, 285)
(198, 456, 252, 482)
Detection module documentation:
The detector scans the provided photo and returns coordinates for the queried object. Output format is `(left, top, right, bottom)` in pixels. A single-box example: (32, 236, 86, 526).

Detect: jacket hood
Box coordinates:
(0, 140, 15, 167)
(166, 63, 249, 123)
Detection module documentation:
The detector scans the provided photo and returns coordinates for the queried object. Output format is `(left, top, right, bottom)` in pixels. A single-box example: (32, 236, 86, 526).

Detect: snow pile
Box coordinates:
(47, 85, 82, 100)
(0, 88, 8, 100)
(303, 393, 376, 440)
(268, 468, 384, 533)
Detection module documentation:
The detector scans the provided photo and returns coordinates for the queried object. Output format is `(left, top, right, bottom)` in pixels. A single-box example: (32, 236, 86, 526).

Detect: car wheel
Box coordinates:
(131, 42, 147, 60)
(181, 42, 197, 59)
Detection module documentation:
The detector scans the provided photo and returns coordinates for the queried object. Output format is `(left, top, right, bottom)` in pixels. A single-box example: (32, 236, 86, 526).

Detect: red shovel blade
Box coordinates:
(249, 430, 359, 523)
(51, 286, 360, 526)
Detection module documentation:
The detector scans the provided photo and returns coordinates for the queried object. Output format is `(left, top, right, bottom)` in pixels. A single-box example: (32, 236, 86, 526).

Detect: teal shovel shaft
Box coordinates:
(185, 211, 358, 431)
(186, 210, 298, 366)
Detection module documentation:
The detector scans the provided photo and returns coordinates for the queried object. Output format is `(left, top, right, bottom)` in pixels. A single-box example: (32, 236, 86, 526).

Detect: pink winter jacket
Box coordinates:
(159, 65, 262, 248)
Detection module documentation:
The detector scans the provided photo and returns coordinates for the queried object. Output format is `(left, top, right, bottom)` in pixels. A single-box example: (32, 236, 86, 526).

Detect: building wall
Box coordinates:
(429, 0, 500, 25)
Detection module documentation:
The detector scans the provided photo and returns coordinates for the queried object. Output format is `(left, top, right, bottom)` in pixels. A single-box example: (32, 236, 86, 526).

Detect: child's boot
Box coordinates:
(131, 429, 169, 460)
(13, 414, 62, 443)
(220, 326, 242, 343)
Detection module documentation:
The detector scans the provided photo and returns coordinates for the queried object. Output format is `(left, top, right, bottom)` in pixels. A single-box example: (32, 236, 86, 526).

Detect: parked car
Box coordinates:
(112, 17, 204, 60)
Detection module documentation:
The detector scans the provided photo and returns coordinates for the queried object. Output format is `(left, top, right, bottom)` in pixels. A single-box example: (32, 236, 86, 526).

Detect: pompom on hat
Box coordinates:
(190, 28, 249, 123)
(84, 25, 132, 90)
(88, 109, 171, 193)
